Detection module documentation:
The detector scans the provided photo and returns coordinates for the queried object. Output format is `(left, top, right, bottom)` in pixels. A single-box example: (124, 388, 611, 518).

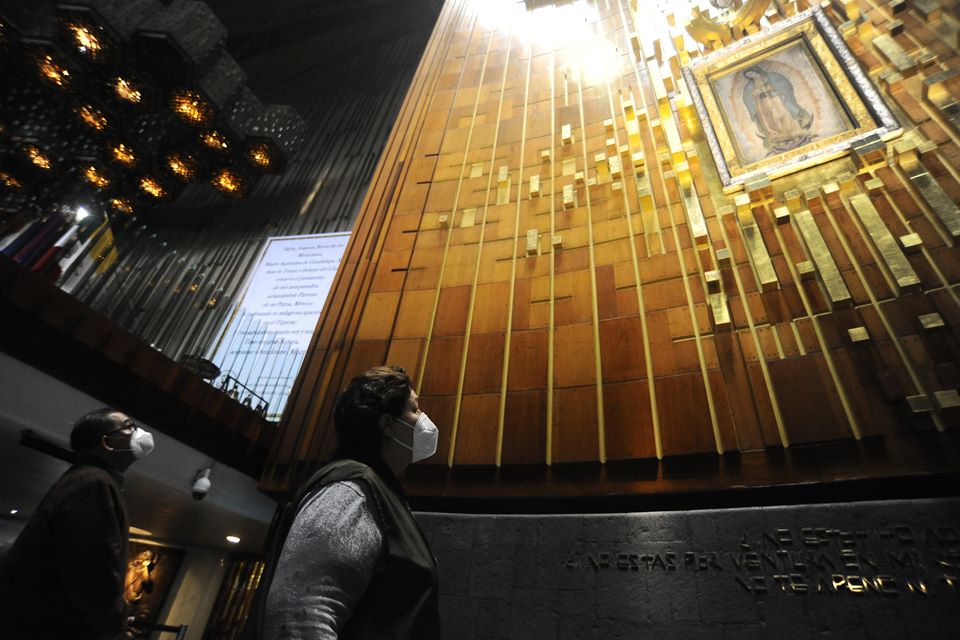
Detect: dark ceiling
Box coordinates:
(206, 0, 443, 108)
(0, 0, 444, 553)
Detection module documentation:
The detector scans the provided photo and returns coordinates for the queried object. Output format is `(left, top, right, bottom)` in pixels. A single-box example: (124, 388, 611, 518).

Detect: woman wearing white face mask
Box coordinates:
(252, 366, 441, 640)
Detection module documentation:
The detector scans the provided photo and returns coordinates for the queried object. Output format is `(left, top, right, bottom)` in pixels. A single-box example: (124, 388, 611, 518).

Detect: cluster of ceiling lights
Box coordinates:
(0, 1, 304, 219)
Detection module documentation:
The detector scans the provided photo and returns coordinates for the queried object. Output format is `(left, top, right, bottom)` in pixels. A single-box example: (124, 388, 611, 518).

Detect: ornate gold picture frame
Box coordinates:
(682, 6, 900, 191)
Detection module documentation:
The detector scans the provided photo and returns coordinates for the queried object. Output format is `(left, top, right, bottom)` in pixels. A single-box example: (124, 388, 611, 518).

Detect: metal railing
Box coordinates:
(217, 373, 270, 417)
(128, 621, 188, 639)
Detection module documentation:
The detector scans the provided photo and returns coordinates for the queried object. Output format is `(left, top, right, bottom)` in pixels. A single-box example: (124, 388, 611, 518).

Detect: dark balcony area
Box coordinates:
(0, 254, 270, 477)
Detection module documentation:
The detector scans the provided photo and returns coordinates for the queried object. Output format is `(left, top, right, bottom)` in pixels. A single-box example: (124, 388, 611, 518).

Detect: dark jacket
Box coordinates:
(246, 458, 441, 640)
(0, 455, 129, 640)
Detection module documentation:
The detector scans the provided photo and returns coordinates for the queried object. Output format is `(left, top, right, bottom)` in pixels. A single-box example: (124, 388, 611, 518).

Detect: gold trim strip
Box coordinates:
(820, 194, 945, 432)
(716, 208, 789, 447)
(735, 197, 779, 292)
(771, 209, 861, 439)
(790, 320, 806, 356)
(905, 168, 960, 239)
(680, 181, 709, 243)
(923, 68, 959, 110)
(414, 17, 492, 394)
(873, 34, 917, 75)
(546, 49, 557, 466)
(870, 172, 960, 311)
(793, 209, 852, 306)
(708, 292, 731, 326)
(641, 57, 722, 455)
(575, 72, 607, 463)
(848, 193, 921, 294)
(770, 324, 786, 360)
(622, 94, 660, 254)
(938, 101, 960, 134)
(495, 39, 534, 467)
(447, 18, 516, 466)
(607, 72, 661, 458)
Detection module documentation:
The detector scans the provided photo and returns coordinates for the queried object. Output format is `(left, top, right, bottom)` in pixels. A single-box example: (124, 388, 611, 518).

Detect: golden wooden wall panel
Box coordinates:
(500, 389, 547, 464)
(263, 0, 960, 497)
(602, 379, 656, 460)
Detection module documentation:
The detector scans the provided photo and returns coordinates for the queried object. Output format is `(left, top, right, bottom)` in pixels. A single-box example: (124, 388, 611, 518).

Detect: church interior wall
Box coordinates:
(269, 0, 960, 502)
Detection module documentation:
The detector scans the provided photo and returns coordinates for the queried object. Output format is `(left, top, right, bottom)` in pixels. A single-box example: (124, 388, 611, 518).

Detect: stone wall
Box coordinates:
(417, 498, 960, 639)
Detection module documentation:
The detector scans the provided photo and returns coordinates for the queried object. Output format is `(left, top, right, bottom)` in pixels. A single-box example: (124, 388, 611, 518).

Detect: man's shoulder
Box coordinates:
(66, 462, 120, 484)
(49, 463, 122, 502)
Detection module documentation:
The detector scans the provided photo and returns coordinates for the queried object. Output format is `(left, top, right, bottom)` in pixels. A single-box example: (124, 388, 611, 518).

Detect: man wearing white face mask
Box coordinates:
(0, 407, 154, 639)
(251, 365, 441, 640)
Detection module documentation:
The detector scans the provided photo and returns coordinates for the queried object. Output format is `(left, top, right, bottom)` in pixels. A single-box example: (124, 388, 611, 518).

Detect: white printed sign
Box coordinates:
(236, 232, 350, 351)
(208, 232, 350, 418)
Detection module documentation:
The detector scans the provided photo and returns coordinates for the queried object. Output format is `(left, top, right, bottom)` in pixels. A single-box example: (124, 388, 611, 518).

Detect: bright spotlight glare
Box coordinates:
(225, 535, 240, 544)
(75, 206, 90, 220)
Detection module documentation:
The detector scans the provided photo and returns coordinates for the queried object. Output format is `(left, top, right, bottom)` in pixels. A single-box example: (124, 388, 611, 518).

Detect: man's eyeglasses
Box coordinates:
(108, 418, 137, 436)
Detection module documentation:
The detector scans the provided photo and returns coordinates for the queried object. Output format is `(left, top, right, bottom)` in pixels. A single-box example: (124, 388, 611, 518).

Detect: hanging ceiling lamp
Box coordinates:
(171, 89, 212, 126)
(113, 76, 143, 104)
(246, 142, 273, 171)
(211, 166, 246, 197)
(138, 175, 165, 199)
(23, 144, 52, 170)
(65, 23, 103, 59)
(199, 129, 231, 153)
(243, 105, 304, 174)
(0, 171, 22, 189)
(110, 195, 133, 214)
(109, 142, 136, 167)
(83, 163, 111, 189)
(76, 104, 108, 131)
(0, 0, 304, 217)
(165, 152, 198, 182)
(36, 53, 71, 87)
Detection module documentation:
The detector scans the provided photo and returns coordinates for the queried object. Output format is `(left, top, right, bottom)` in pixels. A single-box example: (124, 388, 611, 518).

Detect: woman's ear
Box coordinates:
(378, 413, 393, 437)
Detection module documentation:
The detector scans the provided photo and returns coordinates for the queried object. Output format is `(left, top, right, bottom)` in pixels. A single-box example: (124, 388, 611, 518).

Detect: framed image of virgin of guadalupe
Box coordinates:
(682, 5, 900, 191)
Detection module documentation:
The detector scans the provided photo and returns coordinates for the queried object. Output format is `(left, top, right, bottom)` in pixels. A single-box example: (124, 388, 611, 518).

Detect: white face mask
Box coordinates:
(106, 427, 155, 459)
(129, 428, 155, 459)
(390, 413, 439, 462)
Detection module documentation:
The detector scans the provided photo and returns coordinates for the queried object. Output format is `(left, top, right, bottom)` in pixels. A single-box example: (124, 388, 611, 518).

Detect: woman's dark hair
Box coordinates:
(69, 407, 121, 453)
(333, 365, 412, 462)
